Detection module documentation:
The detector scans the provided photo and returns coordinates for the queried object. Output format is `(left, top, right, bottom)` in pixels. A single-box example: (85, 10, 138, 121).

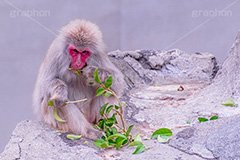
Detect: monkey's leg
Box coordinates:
(60, 103, 101, 139)
(43, 78, 100, 139)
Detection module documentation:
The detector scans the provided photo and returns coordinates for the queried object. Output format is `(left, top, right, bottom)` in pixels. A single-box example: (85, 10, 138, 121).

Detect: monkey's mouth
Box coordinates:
(82, 63, 88, 69)
(70, 63, 88, 71)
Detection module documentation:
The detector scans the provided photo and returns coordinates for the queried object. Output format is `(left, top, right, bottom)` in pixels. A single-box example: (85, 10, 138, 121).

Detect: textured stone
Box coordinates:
(0, 120, 102, 160)
(206, 117, 240, 160)
(109, 49, 219, 88)
(182, 31, 240, 118)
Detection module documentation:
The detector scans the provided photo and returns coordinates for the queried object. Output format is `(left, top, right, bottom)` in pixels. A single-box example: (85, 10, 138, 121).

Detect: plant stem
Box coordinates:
(113, 123, 125, 132)
(65, 98, 88, 104)
(100, 84, 126, 132)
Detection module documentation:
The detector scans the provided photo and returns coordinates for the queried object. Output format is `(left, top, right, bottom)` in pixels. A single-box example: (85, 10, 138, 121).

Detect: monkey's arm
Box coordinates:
(49, 78, 68, 107)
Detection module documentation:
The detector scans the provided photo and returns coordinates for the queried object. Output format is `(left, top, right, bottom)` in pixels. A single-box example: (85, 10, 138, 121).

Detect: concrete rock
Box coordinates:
(0, 120, 102, 160)
(206, 117, 240, 160)
(183, 31, 240, 118)
(109, 49, 219, 89)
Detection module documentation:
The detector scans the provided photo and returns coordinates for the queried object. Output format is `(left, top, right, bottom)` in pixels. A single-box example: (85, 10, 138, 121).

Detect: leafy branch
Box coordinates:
(48, 67, 173, 154)
(94, 68, 126, 132)
(93, 68, 173, 154)
(93, 68, 132, 149)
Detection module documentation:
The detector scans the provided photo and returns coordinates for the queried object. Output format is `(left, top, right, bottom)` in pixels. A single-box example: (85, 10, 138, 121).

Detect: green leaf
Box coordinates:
(122, 138, 129, 145)
(133, 132, 142, 142)
(75, 69, 81, 76)
(66, 134, 82, 140)
(104, 75, 113, 88)
(112, 113, 118, 124)
(105, 118, 114, 127)
(121, 102, 128, 107)
(126, 125, 134, 137)
(151, 128, 172, 139)
(198, 117, 209, 123)
(102, 132, 107, 139)
(115, 105, 120, 110)
(108, 139, 116, 146)
(132, 144, 145, 154)
(94, 124, 101, 130)
(103, 91, 113, 97)
(94, 139, 108, 148)
(145, 147, 150, 150)
(221, 97, 235, 106)
(112, 127, 117, 134)
(100, 103, 108, 116)
(98, 119, 106, 130)
(106, 105, 113, 116)
(107, 134, 127, 140)
(106, 128, 113, 137)
(53, 107, 67, 122)
(94, 68, 102, 85)
(128, 141, 143, 147)
(101, 142, 110, 148)
(186, 121, 191, 124)
(48, 100, 54, 106)
(96, 88, 105, 97)
(157, 135, 170, 143)
(210, 115, 218, 120)
(115, 137, 127, 150)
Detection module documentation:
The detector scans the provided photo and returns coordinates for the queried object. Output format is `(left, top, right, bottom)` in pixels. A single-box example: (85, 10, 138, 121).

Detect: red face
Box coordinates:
(68, 45, 91, 71)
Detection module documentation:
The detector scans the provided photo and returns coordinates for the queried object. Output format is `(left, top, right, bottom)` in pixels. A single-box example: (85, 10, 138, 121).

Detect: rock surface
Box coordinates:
(108, 49, 219, 89)
(206, 116, 240, 160)
(169, 115, 240, 160)
(0, 120, 102, 160)
(2, 32, 240, 160)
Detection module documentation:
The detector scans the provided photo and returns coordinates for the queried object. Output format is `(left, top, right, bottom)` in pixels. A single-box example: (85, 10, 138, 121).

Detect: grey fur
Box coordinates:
(33, 19, 125, 138)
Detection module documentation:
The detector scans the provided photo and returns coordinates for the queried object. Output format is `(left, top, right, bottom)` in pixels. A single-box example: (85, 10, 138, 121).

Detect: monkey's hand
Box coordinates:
(50, 94, 68, 107)
(49, 78, 69, 107)
(82, 66, 111, 86)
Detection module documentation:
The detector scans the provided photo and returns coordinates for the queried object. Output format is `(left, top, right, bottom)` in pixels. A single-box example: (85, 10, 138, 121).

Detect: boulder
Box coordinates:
(108, 49, 219, 89)
(2, 31, 240, 160)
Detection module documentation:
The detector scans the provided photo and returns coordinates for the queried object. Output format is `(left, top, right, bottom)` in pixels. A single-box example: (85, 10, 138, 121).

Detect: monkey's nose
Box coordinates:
(75, 60, 81, 66)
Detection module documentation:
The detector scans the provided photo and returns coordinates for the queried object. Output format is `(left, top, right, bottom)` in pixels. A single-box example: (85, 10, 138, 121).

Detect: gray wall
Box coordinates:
(1, 0, 240, 152)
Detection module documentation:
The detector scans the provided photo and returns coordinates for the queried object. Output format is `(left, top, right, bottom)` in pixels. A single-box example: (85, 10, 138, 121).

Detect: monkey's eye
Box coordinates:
(82, 50, 89, 55)
(72, 49, 79, 53)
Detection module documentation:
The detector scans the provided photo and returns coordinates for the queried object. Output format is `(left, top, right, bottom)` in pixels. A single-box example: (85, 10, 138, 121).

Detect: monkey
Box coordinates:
(33, 19, 125, 139)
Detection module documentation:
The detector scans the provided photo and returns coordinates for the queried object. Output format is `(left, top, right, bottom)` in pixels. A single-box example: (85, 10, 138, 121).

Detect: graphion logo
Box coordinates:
(9, 9, 50, 18)
(192, 9, 232, 18)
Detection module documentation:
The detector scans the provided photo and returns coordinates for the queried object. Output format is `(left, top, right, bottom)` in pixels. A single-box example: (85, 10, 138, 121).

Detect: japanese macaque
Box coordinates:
(33, 19, 125, 139)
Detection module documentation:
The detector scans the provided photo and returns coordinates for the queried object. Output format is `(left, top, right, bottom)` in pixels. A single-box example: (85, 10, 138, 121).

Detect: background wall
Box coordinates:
(1, 0, 240, 152)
